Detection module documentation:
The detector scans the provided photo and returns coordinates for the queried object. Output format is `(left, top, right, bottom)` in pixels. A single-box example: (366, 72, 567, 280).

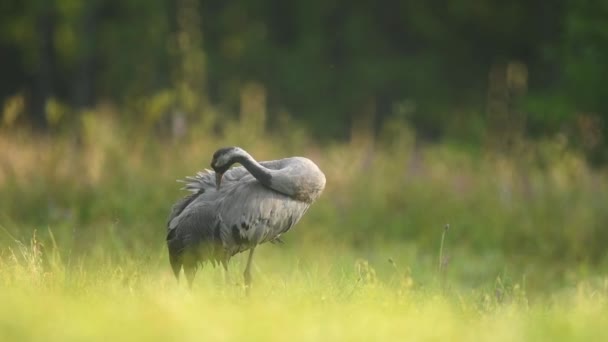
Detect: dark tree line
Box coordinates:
(1, 0, 607, 157)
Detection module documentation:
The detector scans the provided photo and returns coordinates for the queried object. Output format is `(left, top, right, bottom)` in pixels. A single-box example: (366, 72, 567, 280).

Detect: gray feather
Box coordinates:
(166, 149, 325, 286)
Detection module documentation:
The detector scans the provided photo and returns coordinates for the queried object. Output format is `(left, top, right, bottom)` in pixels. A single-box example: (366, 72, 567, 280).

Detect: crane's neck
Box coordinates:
(229, 150, 304, 200)
(233, 153, 273, 188)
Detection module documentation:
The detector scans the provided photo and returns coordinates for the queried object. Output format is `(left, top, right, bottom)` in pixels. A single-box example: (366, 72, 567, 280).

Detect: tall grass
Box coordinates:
(1, 232, 607, 341)
(1, 110, 608, 339)
(2, 112, 607, 269)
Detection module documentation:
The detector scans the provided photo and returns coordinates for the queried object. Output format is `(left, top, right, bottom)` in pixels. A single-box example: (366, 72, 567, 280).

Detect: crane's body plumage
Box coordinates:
(166, 148, 325, 288)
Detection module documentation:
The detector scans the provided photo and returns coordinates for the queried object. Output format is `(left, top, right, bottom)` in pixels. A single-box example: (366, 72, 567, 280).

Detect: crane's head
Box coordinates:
(210, 146, 243, 190)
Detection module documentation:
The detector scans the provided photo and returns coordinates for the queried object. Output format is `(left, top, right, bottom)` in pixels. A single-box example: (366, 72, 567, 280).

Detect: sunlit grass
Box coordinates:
(1, 232, 607, 341)
(1, 112, 608, 340)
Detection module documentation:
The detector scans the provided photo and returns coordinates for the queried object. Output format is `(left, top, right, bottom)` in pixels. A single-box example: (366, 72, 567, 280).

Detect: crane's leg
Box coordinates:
(243, 247, 256, 294)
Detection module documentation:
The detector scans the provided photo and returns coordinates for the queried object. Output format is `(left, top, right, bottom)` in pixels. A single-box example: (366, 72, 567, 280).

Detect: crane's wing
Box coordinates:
(167, 158, 310, 260)
(167, 190, 201, 228)
(214, 174, 310, 256)
(167, 163, 266, 230)
(166, 201, 227, 265)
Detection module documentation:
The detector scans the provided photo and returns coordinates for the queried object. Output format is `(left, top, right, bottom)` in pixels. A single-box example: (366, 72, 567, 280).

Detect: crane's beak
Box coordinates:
(215, 172, 223, 191)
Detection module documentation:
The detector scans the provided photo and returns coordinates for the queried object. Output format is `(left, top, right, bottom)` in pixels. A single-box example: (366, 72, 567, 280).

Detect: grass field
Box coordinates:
(1, 234, 607, 341)
(1, 117, 608, 340)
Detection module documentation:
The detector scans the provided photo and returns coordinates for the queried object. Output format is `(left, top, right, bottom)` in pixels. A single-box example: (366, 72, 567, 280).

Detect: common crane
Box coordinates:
(166, 146, 326, 289)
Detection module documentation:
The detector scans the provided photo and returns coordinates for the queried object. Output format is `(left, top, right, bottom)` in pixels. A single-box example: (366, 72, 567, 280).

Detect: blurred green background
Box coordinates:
(1, 0, 608, 292)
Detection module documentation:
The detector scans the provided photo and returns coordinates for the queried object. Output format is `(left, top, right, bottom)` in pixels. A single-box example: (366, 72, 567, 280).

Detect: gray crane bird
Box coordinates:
(166, 146, 326, 289)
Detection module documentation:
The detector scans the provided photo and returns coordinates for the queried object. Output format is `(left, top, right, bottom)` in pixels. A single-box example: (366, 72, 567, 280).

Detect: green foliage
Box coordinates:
(1, 116, 608, 289)
(1, 230, 608, 341)
(2, 0, 608, 151)
(0, 111, 608, 339)
(1, 2, 608, 337)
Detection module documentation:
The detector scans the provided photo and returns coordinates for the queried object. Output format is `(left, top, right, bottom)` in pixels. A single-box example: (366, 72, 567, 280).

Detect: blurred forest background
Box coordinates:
(1, 0, 608, 290)
(2, 0, 608, 152)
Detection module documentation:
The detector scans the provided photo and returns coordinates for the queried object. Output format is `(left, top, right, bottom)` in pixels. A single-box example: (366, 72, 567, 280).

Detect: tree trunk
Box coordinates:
(29, 1, 56, 131)
(73, 0, 99, 109)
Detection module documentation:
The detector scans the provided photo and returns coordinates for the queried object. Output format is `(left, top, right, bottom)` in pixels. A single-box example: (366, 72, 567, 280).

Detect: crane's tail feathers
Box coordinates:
(169, 254, 182, 280)
(178, 169, 215, 193)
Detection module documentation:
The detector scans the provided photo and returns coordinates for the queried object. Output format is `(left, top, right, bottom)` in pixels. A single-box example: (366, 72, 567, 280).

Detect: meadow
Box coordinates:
(1, 114, 608, 341)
